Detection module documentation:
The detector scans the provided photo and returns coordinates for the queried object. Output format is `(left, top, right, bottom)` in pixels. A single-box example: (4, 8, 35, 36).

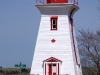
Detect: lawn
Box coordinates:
(0, 68, 31, 75)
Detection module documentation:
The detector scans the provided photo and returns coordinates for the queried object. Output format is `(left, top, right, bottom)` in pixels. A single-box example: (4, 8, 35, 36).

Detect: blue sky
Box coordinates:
(0, 0, 100, 68)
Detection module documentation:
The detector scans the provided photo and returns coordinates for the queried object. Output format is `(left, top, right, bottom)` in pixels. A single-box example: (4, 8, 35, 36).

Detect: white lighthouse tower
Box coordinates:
(30, 0, 82, 75)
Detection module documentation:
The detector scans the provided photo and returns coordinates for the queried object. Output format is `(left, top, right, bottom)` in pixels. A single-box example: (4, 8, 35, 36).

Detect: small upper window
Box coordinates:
(51, 16, 58, 30)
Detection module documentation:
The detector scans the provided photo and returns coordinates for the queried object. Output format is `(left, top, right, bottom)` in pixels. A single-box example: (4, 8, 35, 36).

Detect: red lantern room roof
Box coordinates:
(47, 0, 68, 4)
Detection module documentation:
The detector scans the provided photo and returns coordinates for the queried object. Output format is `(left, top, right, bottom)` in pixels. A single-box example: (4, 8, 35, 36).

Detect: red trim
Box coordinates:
(51, 16, 58, 18)
(70, 19, 80, 67)
(45, 63, 46, 75)
(70, 9, 80, 67)
(71, 25, 78, 63)
(70, 8, 75, 18)
(51, 16, 58, 30)
(43, 57, 62, 62)
(58, 63, 59, 75)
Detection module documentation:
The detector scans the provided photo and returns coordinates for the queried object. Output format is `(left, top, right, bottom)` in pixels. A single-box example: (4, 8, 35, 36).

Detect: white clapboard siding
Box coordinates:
(30, 4, 82, 75)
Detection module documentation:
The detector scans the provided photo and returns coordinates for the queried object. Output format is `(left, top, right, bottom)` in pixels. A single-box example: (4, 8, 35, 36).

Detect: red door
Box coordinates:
(48, 64, 52, 75)
(48, 64, 57, 75)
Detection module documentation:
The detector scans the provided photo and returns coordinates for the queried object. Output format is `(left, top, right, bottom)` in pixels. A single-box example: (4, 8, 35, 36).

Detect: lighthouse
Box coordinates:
(30, 0, 82, 75)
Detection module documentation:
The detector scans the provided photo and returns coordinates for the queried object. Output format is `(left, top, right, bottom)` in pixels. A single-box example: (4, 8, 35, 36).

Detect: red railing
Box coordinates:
(36, 0, 44, 4)
(71, 0, 78, 6)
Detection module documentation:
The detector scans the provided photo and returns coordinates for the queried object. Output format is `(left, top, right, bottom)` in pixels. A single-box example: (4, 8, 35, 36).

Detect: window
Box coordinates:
(52, 64, 56, 72)
(51, 16, 58, 30)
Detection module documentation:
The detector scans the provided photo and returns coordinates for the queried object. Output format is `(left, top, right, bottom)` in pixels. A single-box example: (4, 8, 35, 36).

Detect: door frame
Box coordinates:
(43, 57, 62, 75)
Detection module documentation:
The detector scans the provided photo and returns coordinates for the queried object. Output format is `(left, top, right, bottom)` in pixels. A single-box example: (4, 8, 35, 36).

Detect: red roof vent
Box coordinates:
(47, 0, 68, 4)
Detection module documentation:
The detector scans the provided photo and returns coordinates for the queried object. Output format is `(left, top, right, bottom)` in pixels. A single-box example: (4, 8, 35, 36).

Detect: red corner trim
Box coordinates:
(70, 20, 80, 67)
(70, 8, 75, 18)
(70, 8, 80, 67)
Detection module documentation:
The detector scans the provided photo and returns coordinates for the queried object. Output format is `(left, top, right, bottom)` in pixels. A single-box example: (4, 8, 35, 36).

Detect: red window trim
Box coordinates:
(50, 16, 58, 30)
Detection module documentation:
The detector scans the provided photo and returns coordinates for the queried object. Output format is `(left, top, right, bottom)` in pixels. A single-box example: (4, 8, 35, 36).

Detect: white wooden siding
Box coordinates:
(30, 4, 82, 75)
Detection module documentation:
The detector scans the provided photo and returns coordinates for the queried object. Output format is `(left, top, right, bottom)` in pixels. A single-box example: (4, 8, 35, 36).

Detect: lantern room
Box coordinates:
(36, 0, 78, 6)
(47, 0, 68, 4)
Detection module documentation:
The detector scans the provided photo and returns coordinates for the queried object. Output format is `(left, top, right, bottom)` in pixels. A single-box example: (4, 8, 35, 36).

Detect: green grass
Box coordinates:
(0, 68, 31, 75)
